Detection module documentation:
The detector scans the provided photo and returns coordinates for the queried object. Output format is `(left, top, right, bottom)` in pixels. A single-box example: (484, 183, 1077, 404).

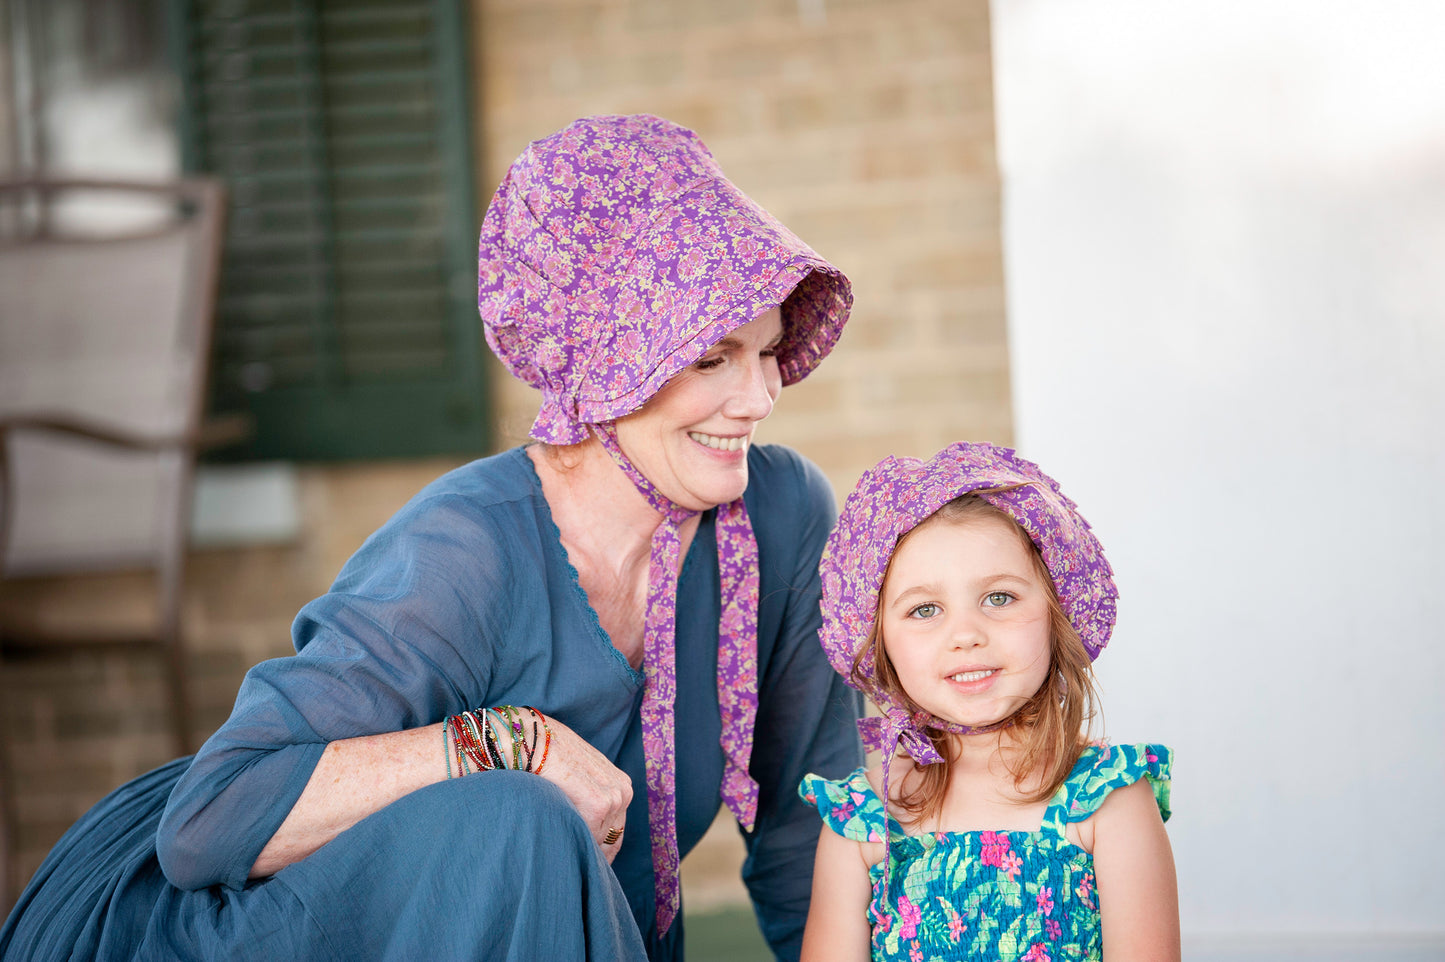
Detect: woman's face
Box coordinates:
(614, 307, 783, 511)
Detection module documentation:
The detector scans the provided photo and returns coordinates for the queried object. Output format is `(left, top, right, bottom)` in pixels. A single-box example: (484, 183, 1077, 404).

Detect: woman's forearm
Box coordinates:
(249, 724, 445, 878)
(249, 711, 635, 878)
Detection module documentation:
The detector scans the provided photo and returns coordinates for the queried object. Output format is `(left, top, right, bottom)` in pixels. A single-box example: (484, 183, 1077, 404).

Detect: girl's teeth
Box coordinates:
(950, 669, 996, 683)
(689, 432, 746, 452)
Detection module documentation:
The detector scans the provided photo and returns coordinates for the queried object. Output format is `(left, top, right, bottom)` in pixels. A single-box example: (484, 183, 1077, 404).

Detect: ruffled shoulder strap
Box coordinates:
(798, 768, 890, 843)
(1041, 742, 1172, 834)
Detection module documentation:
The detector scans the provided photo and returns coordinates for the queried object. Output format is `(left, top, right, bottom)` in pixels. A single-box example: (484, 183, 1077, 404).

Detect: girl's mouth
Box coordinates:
(948, 669, 998, 683)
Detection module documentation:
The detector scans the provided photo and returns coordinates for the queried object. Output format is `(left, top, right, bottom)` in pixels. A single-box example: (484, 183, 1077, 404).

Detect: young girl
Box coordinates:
(799, 442, 1179, 962)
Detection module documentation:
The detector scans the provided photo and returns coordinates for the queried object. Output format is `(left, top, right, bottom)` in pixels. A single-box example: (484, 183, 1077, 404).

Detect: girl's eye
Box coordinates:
(694, 356, 724, 371)
(983, 591, 1013, 608)
(908, 603, 940, 619)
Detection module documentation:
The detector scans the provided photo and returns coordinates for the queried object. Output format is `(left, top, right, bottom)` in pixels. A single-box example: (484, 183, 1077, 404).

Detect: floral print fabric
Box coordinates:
(476, 113, 851, 445)
(593, 424, 759, 935)
(799, 742, 1172, 962)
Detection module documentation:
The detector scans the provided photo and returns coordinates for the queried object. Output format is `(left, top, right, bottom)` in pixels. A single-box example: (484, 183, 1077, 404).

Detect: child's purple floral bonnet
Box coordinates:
(819, 441, 1118, 765)
(476, 114, 852, 935)
(477, 113, 851, 444)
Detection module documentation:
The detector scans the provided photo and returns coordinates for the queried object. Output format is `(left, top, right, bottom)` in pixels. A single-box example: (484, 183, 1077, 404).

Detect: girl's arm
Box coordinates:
(1091, 778, 1181, 962)
(800, 824, 872, 962)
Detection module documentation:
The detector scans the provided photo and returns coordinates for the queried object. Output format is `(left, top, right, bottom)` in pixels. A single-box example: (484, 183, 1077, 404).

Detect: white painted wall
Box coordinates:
(990, 0, 1445, 955)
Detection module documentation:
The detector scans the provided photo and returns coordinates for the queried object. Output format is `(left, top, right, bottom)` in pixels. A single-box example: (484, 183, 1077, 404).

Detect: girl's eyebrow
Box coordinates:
(887, 572, 1035, 606)
(887, 583, 942, 607)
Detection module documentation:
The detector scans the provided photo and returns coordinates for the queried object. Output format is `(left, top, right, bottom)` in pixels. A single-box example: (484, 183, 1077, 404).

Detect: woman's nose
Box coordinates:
(724, 356, 780, 421)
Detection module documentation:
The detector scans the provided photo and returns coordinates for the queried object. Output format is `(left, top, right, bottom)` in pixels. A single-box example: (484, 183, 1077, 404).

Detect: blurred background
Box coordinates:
(0, 0, 1440, 959)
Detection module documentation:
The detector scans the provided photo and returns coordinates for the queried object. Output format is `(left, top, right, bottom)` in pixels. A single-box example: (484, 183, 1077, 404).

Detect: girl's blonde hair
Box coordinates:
(851, 493, 1100, 824)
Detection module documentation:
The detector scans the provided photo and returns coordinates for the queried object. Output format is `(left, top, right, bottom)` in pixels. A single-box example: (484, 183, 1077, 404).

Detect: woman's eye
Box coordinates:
(909, 603, 939, 619)
(983, 592, 1013, 608)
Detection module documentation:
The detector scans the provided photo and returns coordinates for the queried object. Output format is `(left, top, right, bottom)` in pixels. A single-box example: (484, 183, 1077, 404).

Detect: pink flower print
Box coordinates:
(1021, 943, 1052, 962)
(1046, 918, 1062, 940)
(946, 908, 967, 943)
(909, 945, 923, 962)
(897, 895, 921, 940)
(999, 851, 1023, 880)
(535, 336, 566, 374)
(979, 831, 1011, 869)
(550, 158, 578, 189)
(654, 233, 679, 260)
(1036, 886, 1054, 916)
(1075, 872, 1096, 910)
(829, 799, 856, 823)
(614, 327, 645, 360)
(677, 247, 707, 282)
(1147, 750, 1159, 764)
(677, 219, 704, 243)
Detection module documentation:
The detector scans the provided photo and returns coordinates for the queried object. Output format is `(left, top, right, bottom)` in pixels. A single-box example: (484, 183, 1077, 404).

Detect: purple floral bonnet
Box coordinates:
(478, 113, 851, 443)
(477, 114, 852, 934)
(819, 441, 1118, 764)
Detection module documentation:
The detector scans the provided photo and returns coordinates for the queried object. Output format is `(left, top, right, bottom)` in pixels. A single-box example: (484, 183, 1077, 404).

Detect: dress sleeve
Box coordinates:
(1061, 742, 1173, 825)
(737, 446, 866, 961)
(156, 490, 518, 891)
(798, 769, 887, 843)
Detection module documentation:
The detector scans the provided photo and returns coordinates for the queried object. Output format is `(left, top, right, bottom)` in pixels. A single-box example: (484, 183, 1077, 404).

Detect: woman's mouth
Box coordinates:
(688, 431, 748, 452)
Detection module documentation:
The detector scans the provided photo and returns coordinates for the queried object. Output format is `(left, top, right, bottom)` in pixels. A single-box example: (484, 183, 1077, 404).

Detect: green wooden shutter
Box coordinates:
(168, 0, 488, 460)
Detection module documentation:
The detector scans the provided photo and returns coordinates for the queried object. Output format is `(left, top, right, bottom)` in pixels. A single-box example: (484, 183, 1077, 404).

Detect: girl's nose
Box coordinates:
(724, 356, 780, 421)
(950, 615, 988, 649)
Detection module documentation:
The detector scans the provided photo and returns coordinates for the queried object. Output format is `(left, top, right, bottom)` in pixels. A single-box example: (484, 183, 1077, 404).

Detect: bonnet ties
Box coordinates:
(593, 425, 760, 936)
(858, 706, 1010, 917)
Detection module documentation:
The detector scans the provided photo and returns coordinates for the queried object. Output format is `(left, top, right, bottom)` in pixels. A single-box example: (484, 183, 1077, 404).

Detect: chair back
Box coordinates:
(0, 179, 225, 575)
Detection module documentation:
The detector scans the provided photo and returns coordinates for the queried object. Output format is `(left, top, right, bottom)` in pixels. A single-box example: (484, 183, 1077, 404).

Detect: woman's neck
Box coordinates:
(527, 440, 700, 667)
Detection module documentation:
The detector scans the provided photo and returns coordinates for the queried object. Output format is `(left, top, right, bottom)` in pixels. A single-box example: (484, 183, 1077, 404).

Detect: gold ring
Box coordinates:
(603, 827, 623, 846)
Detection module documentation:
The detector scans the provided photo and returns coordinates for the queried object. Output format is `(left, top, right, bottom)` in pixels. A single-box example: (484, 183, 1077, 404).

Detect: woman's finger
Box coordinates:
(529, 713, 633, 861)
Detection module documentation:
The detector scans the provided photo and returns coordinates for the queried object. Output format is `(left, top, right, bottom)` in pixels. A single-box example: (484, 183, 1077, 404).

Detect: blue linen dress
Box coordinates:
(799, 743, 1172, 961)
(1, 444, 863, 962)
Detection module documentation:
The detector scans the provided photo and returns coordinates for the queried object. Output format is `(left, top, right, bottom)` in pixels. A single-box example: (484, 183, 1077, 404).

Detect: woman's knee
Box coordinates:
(390, 771, 594, 863)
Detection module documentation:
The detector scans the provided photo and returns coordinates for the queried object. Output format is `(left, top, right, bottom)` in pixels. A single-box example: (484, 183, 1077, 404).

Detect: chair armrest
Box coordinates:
(0, 411, 253, 453)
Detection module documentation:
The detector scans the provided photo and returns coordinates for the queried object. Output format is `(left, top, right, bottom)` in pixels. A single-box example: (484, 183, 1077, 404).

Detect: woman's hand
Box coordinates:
(532, 712, 634, 862)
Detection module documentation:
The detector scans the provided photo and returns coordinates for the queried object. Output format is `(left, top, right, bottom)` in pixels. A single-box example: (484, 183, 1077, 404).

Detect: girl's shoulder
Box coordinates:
(798, 767, 889, 843)
(1047, 741, 1173, 828)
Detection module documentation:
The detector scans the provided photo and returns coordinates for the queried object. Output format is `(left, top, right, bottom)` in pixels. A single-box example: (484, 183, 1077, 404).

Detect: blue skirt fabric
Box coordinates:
(2, 759, 645, 961)
(0, 446, 862, 960)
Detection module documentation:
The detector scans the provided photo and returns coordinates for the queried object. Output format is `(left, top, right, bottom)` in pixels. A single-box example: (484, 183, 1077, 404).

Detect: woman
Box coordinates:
(1, 114, 861, 961)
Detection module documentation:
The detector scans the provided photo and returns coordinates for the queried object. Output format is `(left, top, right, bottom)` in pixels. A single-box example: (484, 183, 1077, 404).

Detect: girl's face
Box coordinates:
(614, 307, 783, 511)
(879, 511, 1054, 730)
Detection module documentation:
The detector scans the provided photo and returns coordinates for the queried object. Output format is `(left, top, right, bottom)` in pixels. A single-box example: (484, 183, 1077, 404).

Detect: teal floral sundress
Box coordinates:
(799, 742, 1172, 962)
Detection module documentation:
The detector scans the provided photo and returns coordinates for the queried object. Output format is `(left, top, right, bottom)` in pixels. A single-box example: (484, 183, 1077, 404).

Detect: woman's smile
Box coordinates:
(615, 308, 783, 510)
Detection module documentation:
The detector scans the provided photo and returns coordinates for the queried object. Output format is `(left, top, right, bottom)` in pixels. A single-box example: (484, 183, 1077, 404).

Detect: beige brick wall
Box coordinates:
(476, 0, 1013, 492)
(2, 0, 1009, 909)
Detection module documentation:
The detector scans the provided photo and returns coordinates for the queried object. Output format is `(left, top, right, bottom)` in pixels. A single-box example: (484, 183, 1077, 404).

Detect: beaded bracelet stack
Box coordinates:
(444, 705, 553, 778)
